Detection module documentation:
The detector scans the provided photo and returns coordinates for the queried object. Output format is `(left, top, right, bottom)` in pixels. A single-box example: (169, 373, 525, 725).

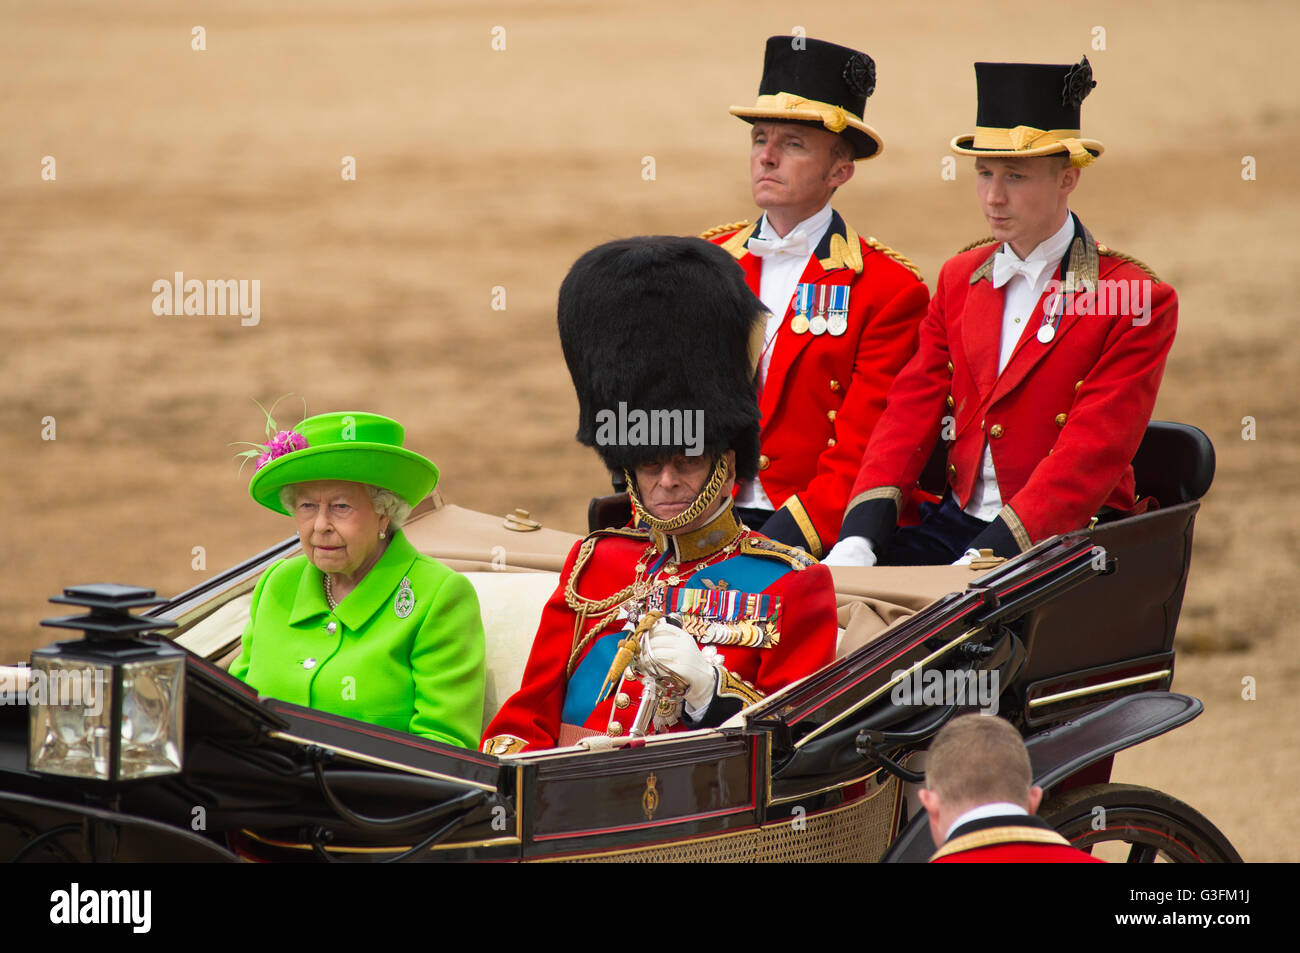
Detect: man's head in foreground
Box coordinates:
(918, 714, 1042, 846)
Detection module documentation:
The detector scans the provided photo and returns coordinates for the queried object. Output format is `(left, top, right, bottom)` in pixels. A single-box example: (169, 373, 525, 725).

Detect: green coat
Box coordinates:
(229, 530, 485, 748)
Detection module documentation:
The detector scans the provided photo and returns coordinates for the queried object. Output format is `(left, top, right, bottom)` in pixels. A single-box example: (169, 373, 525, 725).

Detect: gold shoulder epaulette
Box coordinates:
(739, 535, 817, 571)
(957, 235, 997, 254)
(587, 525, 649, 542)
(1096, 244, 1162, 283)
(864, 236, 923, 281)
(698, 220, 752, 241)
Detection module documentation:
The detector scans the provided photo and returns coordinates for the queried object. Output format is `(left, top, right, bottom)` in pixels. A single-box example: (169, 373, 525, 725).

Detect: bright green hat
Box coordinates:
(247, 412, 440, 515)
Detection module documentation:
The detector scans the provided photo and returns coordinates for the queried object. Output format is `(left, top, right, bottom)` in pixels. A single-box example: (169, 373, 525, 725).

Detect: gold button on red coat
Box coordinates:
(947, 463, 957, 476)
(607, 722, 623, 737)
(758, 454, 771, 470)
(946, 395, 955, 408)
(826, 409, 837, 422)
(829, 379, 842, 392)
(1075, 379, 1084, 392)
(946, 361, 954, 374)
(1055, 413, 1068, 427)
(990, 424, 1004, 438)
(827, 438, 837, 448)
(614, 692, 630, 709)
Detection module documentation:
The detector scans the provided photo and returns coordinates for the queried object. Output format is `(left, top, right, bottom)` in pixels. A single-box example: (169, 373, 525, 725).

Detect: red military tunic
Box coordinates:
(705, 213, 929, 556)
(931, 816, 1105, 863)
(842, 217, 1177, 555)
(482, 506, 838, 755)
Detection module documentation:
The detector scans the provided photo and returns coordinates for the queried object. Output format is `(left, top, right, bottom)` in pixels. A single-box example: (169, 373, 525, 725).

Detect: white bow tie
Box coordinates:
(992, 250, 1049, 289)
(748, 232, 811, 259)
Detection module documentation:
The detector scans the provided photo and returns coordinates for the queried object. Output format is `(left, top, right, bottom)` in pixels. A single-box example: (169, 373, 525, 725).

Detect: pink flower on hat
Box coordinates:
(232, 395, 310, 476)
(255, 429, 308, 471)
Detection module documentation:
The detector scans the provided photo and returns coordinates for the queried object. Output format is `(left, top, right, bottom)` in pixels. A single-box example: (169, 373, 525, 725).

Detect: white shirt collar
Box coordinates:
(945, 802, 1029, 841)
(757, 202, 834, 245)
(1001, 212, 1075, 265)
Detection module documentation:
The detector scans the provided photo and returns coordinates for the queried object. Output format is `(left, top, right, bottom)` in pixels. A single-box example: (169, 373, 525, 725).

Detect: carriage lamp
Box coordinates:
(29, 584, 183, 782)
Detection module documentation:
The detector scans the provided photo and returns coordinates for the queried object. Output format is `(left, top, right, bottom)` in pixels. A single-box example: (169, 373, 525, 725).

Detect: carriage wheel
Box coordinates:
(1040, 783, 1242, 863)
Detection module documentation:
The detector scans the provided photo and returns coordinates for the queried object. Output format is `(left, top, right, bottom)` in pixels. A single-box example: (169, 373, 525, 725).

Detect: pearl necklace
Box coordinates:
(324, 574, 337, 609)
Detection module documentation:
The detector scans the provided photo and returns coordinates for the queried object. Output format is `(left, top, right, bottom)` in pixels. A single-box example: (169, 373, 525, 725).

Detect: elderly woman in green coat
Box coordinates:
(229, 411, 486, 748)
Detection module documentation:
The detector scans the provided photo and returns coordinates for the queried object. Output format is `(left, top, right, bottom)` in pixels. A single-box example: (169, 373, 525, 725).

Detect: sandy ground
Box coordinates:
(2, 1, 1297, 860)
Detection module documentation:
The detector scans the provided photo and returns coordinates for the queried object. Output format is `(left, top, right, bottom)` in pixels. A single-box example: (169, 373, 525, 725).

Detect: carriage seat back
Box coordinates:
(1012, 422, 1214, 721)
(1130, 421, 1215, 507)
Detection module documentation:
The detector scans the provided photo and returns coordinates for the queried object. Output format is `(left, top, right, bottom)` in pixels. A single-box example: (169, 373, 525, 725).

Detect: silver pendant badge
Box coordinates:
(809, 284, 829, 335)
(827, 285, 849, 336)
(394, 576, 415, 619)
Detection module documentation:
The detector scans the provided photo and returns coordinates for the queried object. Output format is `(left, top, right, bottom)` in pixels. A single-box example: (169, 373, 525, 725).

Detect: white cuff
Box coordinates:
(684, 667, 720, 717)
(823, 536, 877, 567)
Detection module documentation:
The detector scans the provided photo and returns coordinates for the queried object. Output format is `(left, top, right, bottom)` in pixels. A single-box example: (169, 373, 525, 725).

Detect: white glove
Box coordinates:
(951, 548, 981, 566)
(642, 620, 718, 711)
(823, 536, 878, 567)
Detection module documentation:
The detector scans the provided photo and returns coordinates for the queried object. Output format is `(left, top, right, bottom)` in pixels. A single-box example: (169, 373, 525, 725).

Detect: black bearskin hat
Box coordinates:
(557, 236, 764, 482)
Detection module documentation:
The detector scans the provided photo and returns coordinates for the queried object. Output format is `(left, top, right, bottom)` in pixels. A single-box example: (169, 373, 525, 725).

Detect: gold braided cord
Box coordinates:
(563, 456, 735, 671)
(957, 235, 998, 254)
(568, 606, 627, 675)
(1096, 244, 1162, 283)
(864, 236, 923, 282)
(625, 455, 731, 534)
(563, 535, 640, 617)
(563, 525, 748, 674)
(698, 220, 751, 241)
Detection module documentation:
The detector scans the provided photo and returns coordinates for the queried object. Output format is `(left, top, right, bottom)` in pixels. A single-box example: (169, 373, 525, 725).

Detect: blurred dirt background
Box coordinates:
(2, 1, 1296, 859)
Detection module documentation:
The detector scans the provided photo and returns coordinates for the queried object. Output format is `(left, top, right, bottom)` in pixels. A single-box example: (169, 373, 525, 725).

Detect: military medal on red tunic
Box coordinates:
(1037, 278, 1065, 344)
(809, 285, 829, 335)
(661, 586, 782, 648)
(791, 283, 813, 334)
(827, 285, 849, 337)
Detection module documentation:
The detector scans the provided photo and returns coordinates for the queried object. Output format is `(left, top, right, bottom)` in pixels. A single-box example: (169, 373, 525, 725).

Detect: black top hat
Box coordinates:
(951, 58, 1103, 166)
(730, 36, 884, 160)
(557, 237, 765, 481)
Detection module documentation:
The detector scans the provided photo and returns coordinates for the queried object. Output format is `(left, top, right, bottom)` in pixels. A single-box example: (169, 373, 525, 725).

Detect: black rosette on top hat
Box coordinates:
(951, 57, 1104, 167)
(1062, 56, 1097, 108)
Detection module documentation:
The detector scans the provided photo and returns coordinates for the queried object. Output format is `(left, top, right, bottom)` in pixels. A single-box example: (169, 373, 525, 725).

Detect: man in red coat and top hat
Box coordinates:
(702, 36, 929, 559)
(482, 237, 838, 756)
(825, 57, 1177, 567)
(921, 714, 1103, 863)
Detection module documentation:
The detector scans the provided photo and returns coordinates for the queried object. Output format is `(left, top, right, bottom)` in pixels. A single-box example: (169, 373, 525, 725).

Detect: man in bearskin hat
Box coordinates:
(826, 58, 1177, 566)
(482, 237, 838, 755)
(922, 715, 1103, 862)
(700, 36, 929, 560)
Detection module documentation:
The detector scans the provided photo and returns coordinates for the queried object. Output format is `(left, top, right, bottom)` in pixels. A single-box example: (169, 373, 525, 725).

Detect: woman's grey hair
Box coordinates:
(278, 484, 412, 530)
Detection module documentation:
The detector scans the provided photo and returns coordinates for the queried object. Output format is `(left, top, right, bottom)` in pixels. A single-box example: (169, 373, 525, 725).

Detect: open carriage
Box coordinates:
(0, 422, 1240, 863)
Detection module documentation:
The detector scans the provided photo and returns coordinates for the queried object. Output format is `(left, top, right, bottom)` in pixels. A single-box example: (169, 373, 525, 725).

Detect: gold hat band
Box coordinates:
(970, 125, 1096, 167)
(753, 92, 851, 132)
